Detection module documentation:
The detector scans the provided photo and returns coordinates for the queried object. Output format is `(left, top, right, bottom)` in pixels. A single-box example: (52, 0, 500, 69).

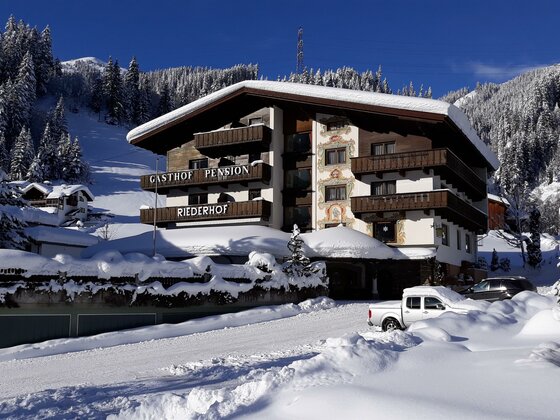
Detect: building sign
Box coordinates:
(203, 165, 250, 178)
(148, 165, 251, 185)
(177, 204, 229, 218)
(149, 171, 193, 184)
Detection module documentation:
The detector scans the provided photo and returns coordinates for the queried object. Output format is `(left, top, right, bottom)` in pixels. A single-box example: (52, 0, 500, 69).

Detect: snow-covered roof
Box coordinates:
(82, 225, 407, 260)
(487, 193, 510, 206)
(25, 226, 100, 247)
(127, 80, 499, 170)
(19, 183, 94, 201)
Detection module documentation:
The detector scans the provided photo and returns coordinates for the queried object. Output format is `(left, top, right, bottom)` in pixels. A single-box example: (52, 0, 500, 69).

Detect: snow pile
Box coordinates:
(111, 331, 417, 420)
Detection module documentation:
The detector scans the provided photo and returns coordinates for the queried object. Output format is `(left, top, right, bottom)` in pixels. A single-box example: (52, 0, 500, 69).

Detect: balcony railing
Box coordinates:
(194, 125, 271, 151)
(140, 163, 272, 192)
(351, 148, 487, 200)
(351, 190, 487, 233)
(140, 200, 271, 224)
(28, 198, 60, 208)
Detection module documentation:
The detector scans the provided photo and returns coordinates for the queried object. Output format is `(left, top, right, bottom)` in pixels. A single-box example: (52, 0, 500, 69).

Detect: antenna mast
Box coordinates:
(296, 27, 304, 74)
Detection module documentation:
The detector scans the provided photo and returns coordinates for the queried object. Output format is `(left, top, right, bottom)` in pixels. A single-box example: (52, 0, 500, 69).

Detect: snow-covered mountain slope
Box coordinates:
(66, 109, 162, 238)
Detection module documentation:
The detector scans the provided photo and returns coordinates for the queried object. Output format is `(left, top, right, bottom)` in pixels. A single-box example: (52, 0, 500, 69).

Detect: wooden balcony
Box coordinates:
(194, 125, 271, 155)
(351, 148, 487, 201)
(351, 190, 487, 233)
(140, 200, 272, 225)
(140, 163, 271, 193)
(29, 198, 60, 208)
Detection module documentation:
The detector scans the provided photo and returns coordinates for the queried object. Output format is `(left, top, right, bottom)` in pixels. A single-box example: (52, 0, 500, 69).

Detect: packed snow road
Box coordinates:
(0, 300, 369, 400)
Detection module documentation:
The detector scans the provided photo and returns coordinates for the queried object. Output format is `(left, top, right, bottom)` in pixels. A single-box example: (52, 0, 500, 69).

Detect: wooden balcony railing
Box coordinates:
(351, 190, 487, 233)
(351, 148, 487, 200)
(28, 198, 60, 208)
(140, 163, 272, 192)
(140, 200, 272, 224)
(194, 125, 271, 150)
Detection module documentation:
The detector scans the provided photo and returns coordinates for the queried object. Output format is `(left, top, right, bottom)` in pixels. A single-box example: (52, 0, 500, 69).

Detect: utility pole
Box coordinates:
(296, 27, 304, 74)
(152, 156, 159, 257)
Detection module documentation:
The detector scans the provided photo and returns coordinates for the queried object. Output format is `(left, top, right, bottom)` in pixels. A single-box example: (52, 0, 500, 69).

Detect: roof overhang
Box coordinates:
(127, 81, 499, 171)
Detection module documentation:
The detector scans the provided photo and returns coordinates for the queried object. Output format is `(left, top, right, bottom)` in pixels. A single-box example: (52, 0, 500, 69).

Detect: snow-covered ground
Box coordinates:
(0, 293, 559, 419)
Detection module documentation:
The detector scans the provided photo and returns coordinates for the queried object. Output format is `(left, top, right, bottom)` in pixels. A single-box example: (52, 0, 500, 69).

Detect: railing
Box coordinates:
(28, 198, 60, 207)
(194, 125, 271, 149)
(140, 200, 272, 224)
(351, 190, 487, 232)
(140, 163, 272, 192)
(351, 148, 486, 200)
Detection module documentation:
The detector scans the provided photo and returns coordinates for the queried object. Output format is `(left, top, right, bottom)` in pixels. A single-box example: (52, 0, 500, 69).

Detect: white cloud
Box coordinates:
(467, 61, 551, 81)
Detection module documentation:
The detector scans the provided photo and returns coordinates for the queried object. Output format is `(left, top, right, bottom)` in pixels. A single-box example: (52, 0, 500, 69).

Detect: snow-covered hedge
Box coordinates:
(0, 250, 328, 305)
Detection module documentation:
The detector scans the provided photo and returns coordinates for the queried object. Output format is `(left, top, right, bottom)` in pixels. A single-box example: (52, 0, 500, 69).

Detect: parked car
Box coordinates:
(367, 286, 487, 331)
(459, 276, 536, 301)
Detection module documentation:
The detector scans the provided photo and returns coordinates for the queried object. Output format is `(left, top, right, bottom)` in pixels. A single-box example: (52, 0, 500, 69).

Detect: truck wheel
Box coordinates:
(382, 317, 401, 332)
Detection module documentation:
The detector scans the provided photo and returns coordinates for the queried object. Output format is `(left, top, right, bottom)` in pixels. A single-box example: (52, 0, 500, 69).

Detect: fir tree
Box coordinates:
(283, 224, 311, 277)
(32, 122, 59, 181)
(124, 56, 142, 124)
(48, 96, 68, 142)
(9, 126, 34, 180)
(103, 57, 124, 124)
(527, 207, 542, 268)
(0, 169, 28, 249)
(156, 83, 172, 116)
(0, 132, 9, 173)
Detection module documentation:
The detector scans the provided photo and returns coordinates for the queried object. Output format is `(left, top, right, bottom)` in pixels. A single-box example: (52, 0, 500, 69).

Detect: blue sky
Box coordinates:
(1, 0, 559, 97)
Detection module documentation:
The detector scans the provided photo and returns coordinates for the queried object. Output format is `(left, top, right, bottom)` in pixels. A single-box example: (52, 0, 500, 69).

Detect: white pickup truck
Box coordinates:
(368, 286, 487, 331)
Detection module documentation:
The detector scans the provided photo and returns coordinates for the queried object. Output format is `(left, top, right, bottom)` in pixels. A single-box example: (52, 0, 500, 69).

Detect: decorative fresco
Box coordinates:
(316, 114, 358, 230)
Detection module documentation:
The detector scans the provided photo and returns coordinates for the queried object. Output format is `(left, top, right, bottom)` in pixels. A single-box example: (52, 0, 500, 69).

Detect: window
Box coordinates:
(326, 120, 347, 131)
(188, 193, 208, 205)
(371, 181, 396, 196)
(217, 193, 234, 203)
(284, 206, 311, 229)
(249, 152, 261, 163)
(424, 297, 445, 310)
(374, 222, 396, 243)
(472, 280, 489, 292)
(406, 297, 421, 309)
(285, 169, 311, 189)
(465, 234, 471, 253)
(248, 117, 262, 125)
(441, 224, 449, 246)
(371, 142, 396, 156)
(249, 189, 261, 200)
(325, 185, 347, 201)
(325, 148, 346, 165)
(456, 231, 461, 250)
(189, 158, 208, 169)
(285, 133, 311, 153)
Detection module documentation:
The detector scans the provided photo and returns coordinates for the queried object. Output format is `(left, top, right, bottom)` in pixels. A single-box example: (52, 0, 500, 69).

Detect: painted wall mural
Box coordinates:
(315, 114, 358, 230)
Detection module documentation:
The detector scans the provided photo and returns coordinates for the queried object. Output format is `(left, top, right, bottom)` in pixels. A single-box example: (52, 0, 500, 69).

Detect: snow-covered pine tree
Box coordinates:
(156, 83, 172, 116)
(48, 96, 68, 142)
(65, 136, 89, 182)
(103, 57, 124, 125)
(34, 25, 55, 95)
(0, 169, 28, 249)
(31, 121, 58, 181)
(57, 132, 72, 180)
(90, 77, 103, 119)
(9, 126, 34, 180)
(124, 56, 142, 124)
(0, 132, 9, 173)
(283, 224, 311, 278)
(526, 207, 542, 268)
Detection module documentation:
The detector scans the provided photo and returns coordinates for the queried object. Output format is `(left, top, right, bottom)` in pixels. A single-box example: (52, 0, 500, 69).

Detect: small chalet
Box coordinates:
(12, 182, 94, 226)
